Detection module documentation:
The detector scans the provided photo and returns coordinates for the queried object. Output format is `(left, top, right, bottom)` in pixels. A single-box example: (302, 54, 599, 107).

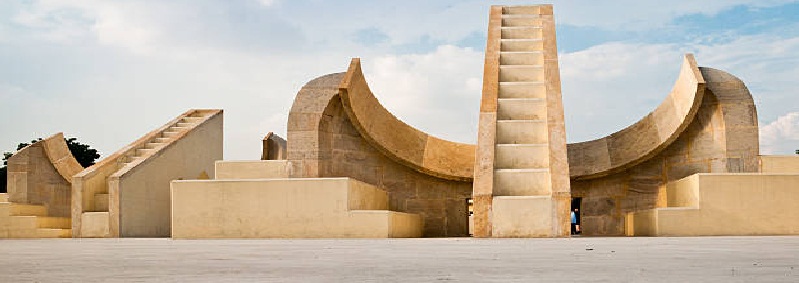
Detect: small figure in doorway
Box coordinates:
(571, 208, 581, 235)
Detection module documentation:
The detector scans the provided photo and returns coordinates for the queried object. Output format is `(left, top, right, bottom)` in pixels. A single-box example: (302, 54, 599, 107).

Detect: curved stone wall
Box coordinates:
(571, 66, 759, 236)
(293, 56, 708, 185)
(338, 59, 475, 182)
(284, 56, 757, 237)
(6, 133, 83, 217)
(566, 54, 706, 180)
(287, 70, 472, 237)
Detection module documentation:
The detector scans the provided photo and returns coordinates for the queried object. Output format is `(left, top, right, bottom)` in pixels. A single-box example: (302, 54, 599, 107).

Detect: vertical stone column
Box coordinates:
(472, 5, 571, 237)
(472, 6, 503, 237)
(540, 5, 572, 237)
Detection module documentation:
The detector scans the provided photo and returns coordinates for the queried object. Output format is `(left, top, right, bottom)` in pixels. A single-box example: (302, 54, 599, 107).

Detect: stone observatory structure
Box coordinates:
(3, 4, 799, 238)
(0, 133, 81, 238)
(170, 4, 799, 238)
(0, 110, 222, 238)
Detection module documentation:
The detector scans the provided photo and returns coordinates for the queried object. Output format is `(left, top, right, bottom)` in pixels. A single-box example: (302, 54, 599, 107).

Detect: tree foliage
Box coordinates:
(1, 137, 100, 193)
(64, 138, 101, 168)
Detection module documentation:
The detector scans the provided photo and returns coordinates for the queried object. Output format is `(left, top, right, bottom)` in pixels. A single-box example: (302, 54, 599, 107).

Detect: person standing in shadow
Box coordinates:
(571, 208, 581, 235)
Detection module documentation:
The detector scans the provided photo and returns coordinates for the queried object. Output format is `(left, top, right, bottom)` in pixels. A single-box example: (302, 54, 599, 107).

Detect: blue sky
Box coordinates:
(1, 0, 798, 159)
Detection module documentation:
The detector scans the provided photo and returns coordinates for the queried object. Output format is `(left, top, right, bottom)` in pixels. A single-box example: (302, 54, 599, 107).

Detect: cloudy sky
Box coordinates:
(1, 0, 798, 160)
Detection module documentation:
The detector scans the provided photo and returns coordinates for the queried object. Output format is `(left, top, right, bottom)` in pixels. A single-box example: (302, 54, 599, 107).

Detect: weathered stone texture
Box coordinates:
(288, 73, 471, 237)
(326, 100, 471, 236)
(567, 55, 705, 180)
(6, 133, 82, 217)
(571, 67, 758, 236)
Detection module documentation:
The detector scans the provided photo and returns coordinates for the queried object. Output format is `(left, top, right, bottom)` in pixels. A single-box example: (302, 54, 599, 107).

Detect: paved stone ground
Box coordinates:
(1, 236, 798, 282)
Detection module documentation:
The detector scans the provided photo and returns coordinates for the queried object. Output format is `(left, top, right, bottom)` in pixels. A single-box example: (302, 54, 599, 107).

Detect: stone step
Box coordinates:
(759, 156, 799, 173)
(187, 111, 210, 118)
(94, 193, 109, 212)
(181, 116, 204, 123)
(3, 216, 71, 229)
(0, 215, 40, 230)
(348, 210, 424, 238)
(0, 193, 7, 202)
(1, 202, 48, 216)
(36, 228, 72, 238)
(499, 65, 544, 82)
(501, 27, 543, 39)
(502, 17, 543, 27)
(215, 160, 290, 179)
(499, 82, 546, 99)
(500, 51, 543, 65)
(36, 216, 71, 229)
(500, 39, 543, 52)
(143, 142, 165, 149)
(123, 155, 142, 163)
(171, 178, 420, 238)
(81, 212, 111, 238)
(493, 169, 552, 196)
(492, 196, 555, 237)
(497, 98, 546, 120)
(496, 120, 548, 144)
(628, 174, 799, 236)
(136, 148, 156, 156)
(3, 228, 71, 238)
(162, 131, 181, 138)
(168, 126, 189, 132)
(495, 144, 549, 169)
(502, 6, 543, 15)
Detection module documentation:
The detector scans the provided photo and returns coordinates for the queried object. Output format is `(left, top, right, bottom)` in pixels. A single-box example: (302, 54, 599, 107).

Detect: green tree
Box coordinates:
(1, 137, 99, 193)
(0, 152, 11, 194)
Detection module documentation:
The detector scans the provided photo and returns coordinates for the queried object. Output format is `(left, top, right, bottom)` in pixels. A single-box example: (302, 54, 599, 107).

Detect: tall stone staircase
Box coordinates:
(494, 6, 550, 200)
(0, 193, 71, 238)
(473, 5, 571, 237)
(74, 110, 221, 237)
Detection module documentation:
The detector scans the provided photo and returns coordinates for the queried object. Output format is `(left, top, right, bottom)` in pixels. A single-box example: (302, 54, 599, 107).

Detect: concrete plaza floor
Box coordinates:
(1, 236, 798, 282)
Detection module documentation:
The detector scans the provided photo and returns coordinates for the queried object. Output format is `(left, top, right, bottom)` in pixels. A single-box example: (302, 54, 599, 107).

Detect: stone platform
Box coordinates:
(1, 237, 798, 282)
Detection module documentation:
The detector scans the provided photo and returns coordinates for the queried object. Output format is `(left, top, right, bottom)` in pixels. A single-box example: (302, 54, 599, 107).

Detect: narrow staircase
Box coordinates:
(494, 6, 550, 199)
(79, 110, 216, 237)
(474, 5, 571, 237)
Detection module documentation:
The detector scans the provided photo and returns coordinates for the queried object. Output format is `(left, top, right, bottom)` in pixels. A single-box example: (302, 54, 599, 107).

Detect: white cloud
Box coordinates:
(365, 45, 483, 143)
(1, 0, 798, 161)
(560, 34, 799, 147)
(560, 43, 685, 142)
(554, 0, 799, 29)
(0, 83, 27, 98)
(90, 4, 159, 55)
(258, 0, 277, 7)
(10, 0, 94, 43)
(8, 1, 159, 53)
(274, 0, 799, 49)
(760, 112, 799, 155)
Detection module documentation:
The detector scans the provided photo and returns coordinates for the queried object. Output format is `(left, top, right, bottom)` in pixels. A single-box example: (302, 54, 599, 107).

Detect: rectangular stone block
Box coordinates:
(215, 160, 290, 179)
(492, 196, 554, 237)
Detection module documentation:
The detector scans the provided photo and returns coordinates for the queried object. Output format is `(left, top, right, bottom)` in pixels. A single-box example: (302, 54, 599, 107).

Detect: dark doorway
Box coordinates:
(571, 197, 582, 235)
